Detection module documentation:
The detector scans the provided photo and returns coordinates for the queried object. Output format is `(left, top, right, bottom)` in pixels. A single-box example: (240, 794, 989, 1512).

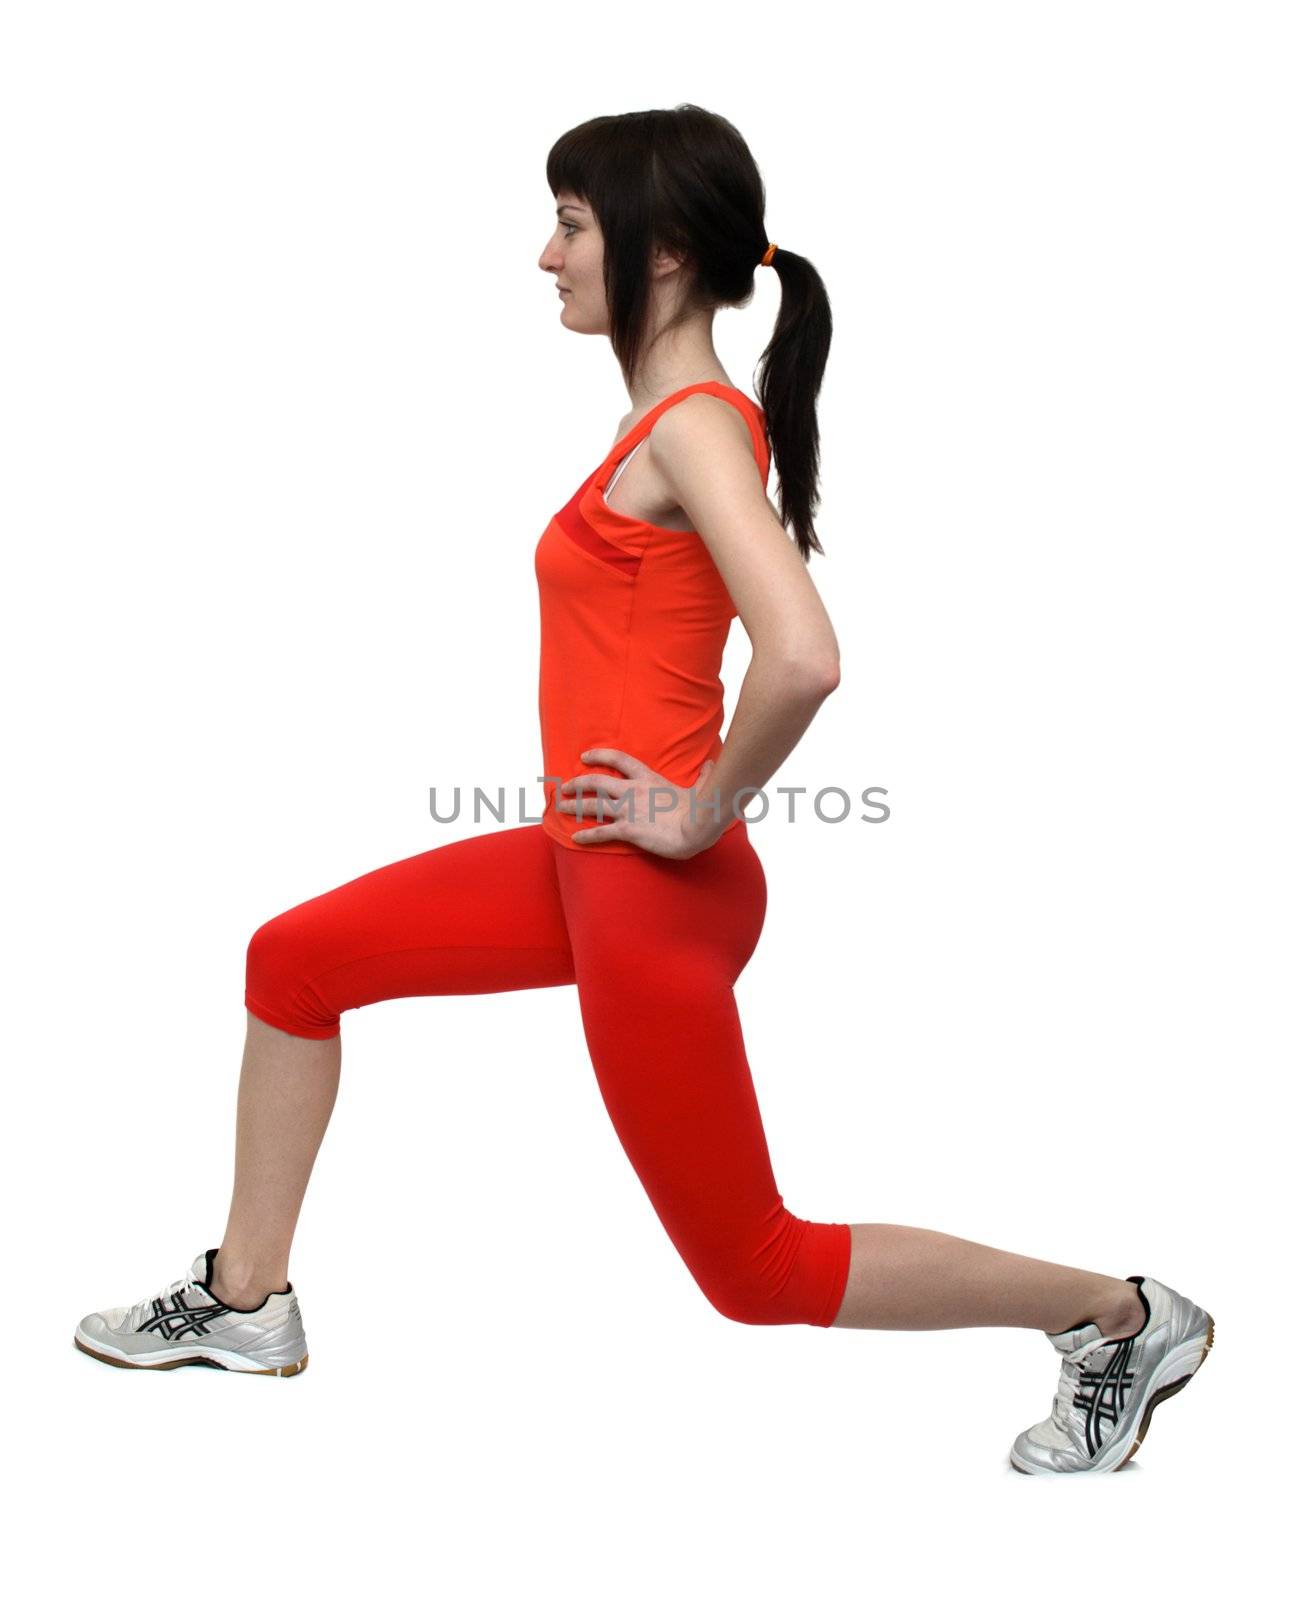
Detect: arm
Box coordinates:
(647, 396, 840, 843)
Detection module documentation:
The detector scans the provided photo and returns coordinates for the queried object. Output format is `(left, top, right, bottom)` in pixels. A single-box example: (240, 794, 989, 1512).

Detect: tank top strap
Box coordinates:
(601, 381, 771, 487)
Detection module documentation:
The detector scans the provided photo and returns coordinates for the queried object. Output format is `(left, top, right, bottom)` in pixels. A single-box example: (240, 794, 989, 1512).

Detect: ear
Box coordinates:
(651, 242, 688, 281)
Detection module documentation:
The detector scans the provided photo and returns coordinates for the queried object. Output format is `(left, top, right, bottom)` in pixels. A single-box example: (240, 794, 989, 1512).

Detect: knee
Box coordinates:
(682, 1210, 851, 1329)
(244, 911, 340, 1039)
(698, 1278, 786, 1327)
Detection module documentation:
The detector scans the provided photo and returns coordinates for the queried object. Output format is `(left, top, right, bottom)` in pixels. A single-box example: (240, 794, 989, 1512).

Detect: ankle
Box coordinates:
(212, 1247, 288, 1309)
(1094, 1282, 1147, 1340)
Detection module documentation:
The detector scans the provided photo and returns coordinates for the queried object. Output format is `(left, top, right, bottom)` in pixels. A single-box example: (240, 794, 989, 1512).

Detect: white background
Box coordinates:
(3, 1, 1306, 1593)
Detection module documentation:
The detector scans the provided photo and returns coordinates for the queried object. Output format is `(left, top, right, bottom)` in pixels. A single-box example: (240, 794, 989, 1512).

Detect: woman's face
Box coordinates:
(539, 191, 608, 334)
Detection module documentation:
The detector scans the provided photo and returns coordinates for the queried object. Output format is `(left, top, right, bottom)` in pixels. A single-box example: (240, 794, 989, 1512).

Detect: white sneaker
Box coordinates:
(1010, 1274, 1214, 1474)
(74, 1248, 309, 1376)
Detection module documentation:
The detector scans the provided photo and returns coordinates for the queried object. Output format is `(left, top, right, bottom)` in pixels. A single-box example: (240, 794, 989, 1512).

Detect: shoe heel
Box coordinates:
(252, 1352, 310, 1377)
(1114, 1315, 1214, 1471)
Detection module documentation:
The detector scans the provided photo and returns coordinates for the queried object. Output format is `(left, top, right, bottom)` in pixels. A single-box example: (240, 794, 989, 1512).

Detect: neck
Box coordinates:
(624, 308, 732, 408)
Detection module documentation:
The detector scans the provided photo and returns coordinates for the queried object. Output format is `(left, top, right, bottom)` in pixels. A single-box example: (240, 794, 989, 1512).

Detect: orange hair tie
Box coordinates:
(760, 242, 778, 267)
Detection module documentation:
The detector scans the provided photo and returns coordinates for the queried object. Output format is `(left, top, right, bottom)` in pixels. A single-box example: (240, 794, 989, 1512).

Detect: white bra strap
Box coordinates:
(601, 437, 648, 505)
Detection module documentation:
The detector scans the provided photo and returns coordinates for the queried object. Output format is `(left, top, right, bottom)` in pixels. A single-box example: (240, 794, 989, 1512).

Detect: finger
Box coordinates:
(556, 795, 614, 817)
(570, 821, 628, 843)
(561, 772, 626, 797)
(557, 779, 638, 814)
(580, 747, 641, 777)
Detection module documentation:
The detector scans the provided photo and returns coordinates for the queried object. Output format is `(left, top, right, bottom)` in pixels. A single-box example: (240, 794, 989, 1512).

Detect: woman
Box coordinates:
(73, 105, 1213, 1476)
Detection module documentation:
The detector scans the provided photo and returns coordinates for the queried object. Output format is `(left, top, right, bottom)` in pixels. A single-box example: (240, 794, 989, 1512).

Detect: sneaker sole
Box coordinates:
(1010, 1314, 1215, 1474)
(73, 1333, 309, 1377)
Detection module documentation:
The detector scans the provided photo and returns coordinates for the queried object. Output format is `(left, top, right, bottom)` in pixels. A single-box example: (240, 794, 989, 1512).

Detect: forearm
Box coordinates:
(696, 651, 837, 831)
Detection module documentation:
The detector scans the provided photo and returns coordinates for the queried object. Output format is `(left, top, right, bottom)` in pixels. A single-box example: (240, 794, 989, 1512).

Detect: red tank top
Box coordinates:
(535, 382, 772, 855)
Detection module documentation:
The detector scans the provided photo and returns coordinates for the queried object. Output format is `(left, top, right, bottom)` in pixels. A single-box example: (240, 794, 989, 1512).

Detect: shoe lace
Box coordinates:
(1051, 1344, 1102, 1436)
(130, 1270, 202, 1328)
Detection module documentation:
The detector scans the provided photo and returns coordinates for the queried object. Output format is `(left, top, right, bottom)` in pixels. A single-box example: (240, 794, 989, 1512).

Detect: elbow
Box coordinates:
(783, 654, 840, 700)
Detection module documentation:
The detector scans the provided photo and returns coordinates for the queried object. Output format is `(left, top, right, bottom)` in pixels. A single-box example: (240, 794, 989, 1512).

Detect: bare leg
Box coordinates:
(211, 1012, 341, 1309)
(831, 1224, 1147, 1338)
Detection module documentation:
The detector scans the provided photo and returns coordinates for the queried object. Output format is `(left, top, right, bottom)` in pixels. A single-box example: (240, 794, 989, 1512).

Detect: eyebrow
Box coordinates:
(557, 204, 587, 217)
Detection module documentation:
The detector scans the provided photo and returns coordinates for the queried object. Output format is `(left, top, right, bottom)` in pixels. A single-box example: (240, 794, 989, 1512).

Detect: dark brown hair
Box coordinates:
(546, 104, 832, 560)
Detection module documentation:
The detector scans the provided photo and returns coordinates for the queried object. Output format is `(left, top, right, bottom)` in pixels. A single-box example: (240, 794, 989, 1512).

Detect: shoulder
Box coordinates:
(647, 392, 761, 469)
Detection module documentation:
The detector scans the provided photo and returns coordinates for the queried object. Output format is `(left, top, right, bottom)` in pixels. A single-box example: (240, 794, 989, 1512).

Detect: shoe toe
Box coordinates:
(79, 1301, 143, 1343)
(1011, 1417, 1082, 1474)
(77, 1311, 113, 1342)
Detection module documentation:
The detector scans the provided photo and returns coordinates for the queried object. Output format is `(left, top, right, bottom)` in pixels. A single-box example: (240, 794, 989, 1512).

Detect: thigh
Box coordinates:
(551, 825, 777, 1252)
(246, 823, 575, 1037)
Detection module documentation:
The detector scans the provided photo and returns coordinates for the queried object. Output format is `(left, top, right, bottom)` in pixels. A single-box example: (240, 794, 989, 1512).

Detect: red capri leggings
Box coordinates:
(244, 821, 852, 1328)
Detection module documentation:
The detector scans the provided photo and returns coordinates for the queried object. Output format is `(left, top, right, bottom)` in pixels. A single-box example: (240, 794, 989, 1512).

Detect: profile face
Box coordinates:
(540, 191, 608, 334)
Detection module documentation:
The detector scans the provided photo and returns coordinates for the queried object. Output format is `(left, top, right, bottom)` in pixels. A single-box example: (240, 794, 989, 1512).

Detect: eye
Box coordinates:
(561, 222, 579, 239)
